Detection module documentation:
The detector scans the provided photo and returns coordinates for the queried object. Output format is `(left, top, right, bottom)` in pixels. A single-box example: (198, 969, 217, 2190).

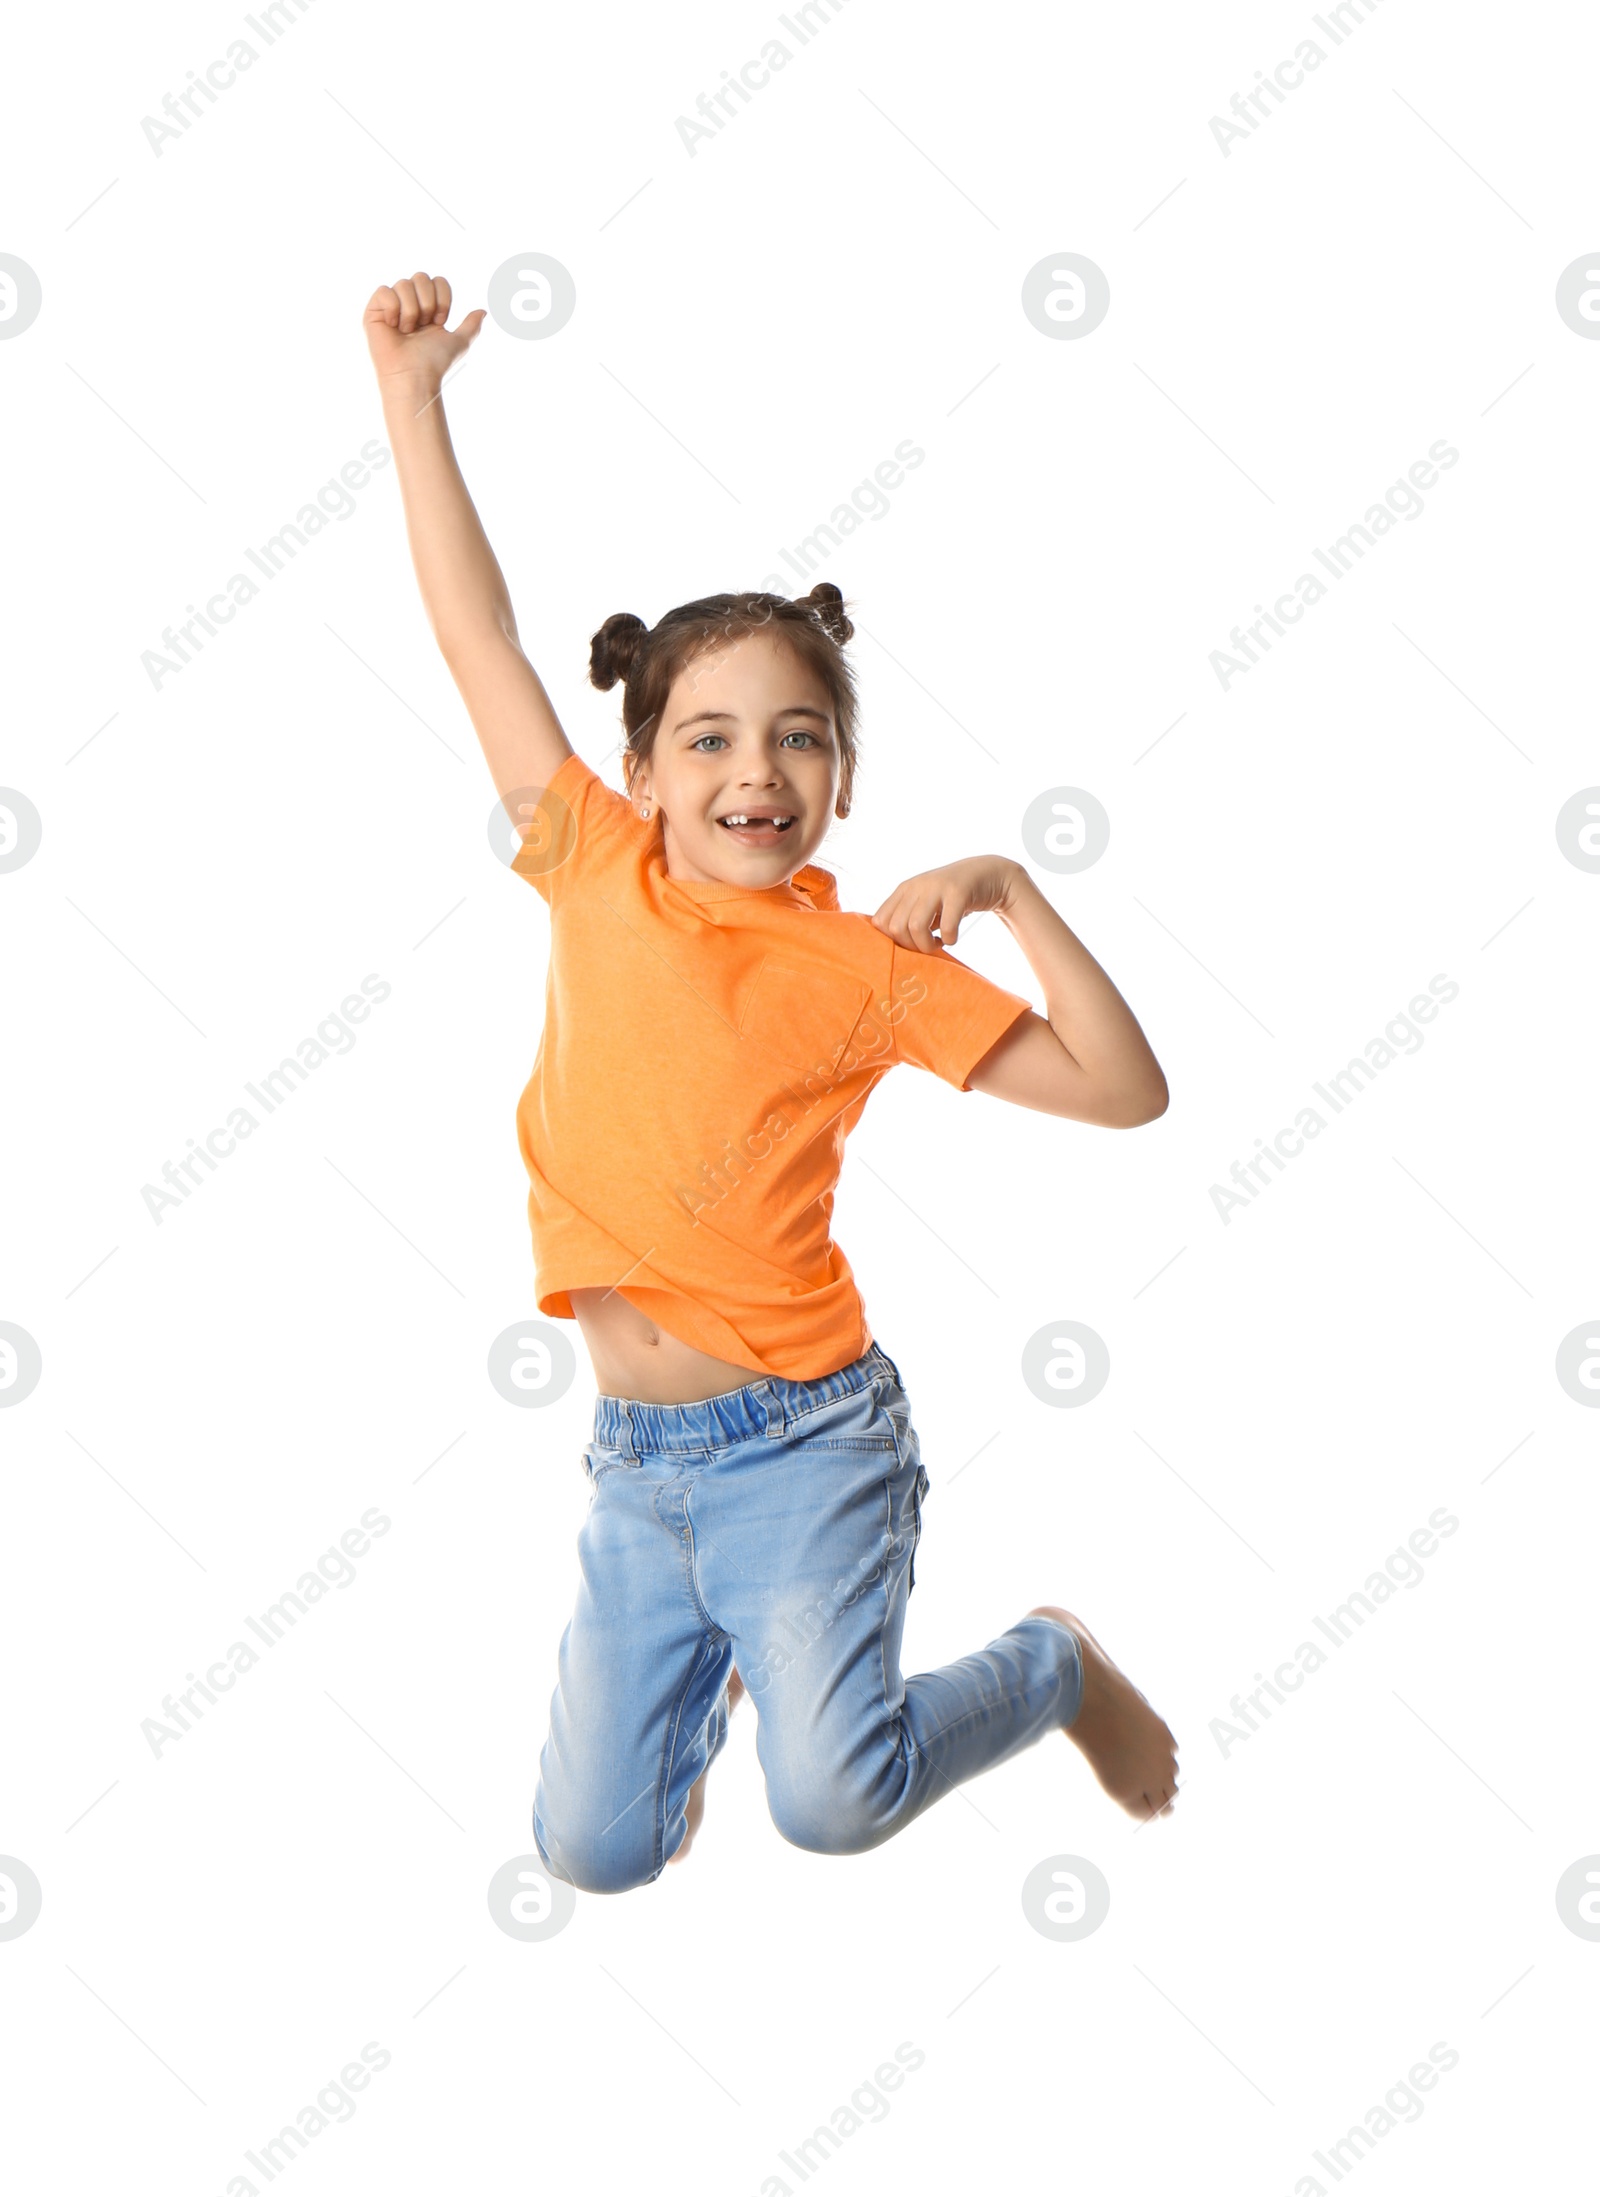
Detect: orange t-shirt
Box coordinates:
(509, 748, 1033, 1379)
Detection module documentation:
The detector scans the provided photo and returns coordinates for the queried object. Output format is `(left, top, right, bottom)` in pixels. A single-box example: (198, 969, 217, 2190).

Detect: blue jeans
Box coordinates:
(532, 1341, 1083, 1892)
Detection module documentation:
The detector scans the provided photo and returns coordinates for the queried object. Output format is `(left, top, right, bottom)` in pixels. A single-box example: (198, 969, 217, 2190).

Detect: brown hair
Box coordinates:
(588, 582, 860, 817)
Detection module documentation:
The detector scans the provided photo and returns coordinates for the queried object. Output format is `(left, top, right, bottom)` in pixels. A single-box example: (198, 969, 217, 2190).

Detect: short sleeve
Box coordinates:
(508, 750, 633, 904)
(890, 943, 1032, 1091)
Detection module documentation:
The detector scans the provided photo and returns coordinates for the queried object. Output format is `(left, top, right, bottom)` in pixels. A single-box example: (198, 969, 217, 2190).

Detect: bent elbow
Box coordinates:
(1108, 1075, 1169, 1128)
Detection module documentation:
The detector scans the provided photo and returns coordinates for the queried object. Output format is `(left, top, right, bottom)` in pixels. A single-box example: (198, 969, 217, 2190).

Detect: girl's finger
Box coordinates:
(906, 899, 944, 952)
(393, 277, 420, 332)
(434, 274, 453, 324)
(410, 270, 437, 323)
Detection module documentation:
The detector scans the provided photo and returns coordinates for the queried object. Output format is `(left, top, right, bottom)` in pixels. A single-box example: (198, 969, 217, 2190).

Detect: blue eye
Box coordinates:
(690, 729, 823, 752)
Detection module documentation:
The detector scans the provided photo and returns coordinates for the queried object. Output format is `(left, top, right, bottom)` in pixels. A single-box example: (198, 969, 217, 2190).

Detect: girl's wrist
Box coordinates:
(997, 860, 1033, 920)
(378, 371, 442, 416)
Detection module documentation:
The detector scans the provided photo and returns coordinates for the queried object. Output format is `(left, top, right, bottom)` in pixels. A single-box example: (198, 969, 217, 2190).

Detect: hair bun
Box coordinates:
(589, 611, 648, 692)
(799, 580, 853, 646)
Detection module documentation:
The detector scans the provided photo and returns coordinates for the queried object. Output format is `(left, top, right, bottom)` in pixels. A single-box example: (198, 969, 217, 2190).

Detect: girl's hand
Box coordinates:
(363, 271, 486, 396)
(869, 856, 1024, 953)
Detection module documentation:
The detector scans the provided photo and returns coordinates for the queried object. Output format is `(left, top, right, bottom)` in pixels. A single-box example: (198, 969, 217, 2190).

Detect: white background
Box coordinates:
(2, 0, 1596, 2190)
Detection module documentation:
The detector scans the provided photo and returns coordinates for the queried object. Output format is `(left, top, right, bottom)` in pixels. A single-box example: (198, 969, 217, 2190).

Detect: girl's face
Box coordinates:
(630, 629, 844, 886)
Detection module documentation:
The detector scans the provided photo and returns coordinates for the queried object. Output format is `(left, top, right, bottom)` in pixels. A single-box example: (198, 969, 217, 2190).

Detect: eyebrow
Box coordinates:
(673, 705, 832, 735)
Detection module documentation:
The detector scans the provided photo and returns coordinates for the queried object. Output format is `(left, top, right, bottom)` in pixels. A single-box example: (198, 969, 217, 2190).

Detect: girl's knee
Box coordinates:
(533, 1800, 661, 1895)
(766, 1768, 886, 1858)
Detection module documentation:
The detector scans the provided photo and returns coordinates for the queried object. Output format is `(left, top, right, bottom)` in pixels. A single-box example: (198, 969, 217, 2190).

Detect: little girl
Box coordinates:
(365, 271, 1179, 1892)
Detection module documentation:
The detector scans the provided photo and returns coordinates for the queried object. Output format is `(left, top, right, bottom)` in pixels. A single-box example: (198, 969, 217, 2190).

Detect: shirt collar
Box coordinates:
(653, 852, 841, 911)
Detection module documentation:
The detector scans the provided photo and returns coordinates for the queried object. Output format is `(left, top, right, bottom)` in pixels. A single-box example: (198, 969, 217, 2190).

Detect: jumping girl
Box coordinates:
(364, 270, 1180, 1891)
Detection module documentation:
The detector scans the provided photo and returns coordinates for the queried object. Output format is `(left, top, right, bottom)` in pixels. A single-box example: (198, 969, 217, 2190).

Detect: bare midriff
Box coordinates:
(568, 1286, 771, 1405)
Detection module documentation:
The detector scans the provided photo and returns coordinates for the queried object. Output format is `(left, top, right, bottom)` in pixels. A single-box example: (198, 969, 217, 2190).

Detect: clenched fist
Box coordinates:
(363, 270, 485, 398)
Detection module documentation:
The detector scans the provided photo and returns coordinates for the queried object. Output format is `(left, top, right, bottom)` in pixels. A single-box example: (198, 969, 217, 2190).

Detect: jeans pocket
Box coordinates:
(582, 1441, 632, 1486)
(872, 1375, 917, 1471)
(788, 1384, 897, 1452)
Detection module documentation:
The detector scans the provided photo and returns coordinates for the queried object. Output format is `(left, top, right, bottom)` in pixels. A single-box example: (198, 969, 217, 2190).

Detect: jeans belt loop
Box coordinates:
(758, 1379, 786, 1439)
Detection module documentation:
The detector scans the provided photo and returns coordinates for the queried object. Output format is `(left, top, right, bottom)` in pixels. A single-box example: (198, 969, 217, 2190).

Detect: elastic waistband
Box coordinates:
(593, 1340, 896, 1458)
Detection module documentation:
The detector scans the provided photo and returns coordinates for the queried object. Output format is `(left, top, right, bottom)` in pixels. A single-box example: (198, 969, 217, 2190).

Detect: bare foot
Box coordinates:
(1029, 1606, 1178, 1823)
(668, 1667, 746, 1865)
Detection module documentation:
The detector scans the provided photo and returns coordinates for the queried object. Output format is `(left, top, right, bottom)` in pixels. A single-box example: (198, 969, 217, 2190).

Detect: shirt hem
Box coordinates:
(954, 997, 1034, 1091)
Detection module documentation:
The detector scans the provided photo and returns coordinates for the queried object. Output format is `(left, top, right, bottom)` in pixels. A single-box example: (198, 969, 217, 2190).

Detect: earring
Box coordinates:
(639, 802, 651, 819)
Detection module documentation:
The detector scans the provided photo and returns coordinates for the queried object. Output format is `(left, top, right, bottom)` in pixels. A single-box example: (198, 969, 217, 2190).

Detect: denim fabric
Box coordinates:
(532, 1340, 1083, 1892)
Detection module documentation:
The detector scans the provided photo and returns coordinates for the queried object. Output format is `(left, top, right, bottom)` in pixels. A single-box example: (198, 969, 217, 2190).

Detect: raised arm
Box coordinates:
(363, 270, 574, 813)
(871, 855, 1169, 1128)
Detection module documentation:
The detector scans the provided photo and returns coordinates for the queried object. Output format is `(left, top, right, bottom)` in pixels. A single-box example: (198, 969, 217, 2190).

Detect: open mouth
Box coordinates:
(717, 812, 796, 841)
